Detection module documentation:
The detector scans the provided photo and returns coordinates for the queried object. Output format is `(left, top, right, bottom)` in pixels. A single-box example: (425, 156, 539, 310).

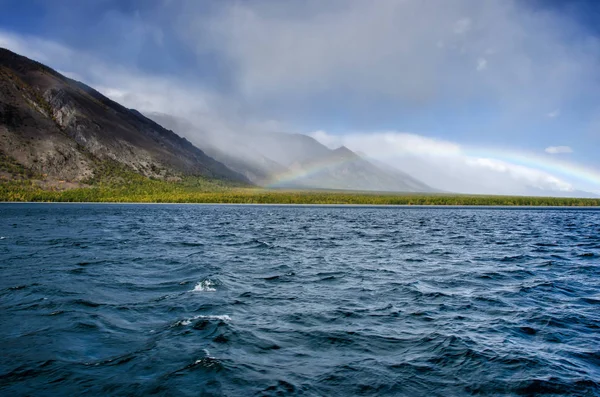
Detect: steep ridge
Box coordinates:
(0, 48, 249, 184)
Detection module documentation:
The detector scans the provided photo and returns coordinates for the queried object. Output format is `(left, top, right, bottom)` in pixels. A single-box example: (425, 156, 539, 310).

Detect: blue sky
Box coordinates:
(1, 0, 600, 195)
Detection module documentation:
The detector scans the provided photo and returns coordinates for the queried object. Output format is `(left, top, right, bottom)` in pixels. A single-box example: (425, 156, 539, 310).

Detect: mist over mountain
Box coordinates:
(147, 113, 435, 193)
(0, 47, 435, 193)
(146, 112, 287, 186)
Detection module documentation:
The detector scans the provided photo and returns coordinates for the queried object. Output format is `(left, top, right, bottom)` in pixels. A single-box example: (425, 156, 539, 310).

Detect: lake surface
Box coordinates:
(1, 204, 599, 396)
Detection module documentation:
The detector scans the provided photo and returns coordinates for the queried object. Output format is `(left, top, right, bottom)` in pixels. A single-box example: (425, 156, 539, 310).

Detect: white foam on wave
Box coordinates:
(192, 280, 216, 292)
(196, 314, 231, 321)
(173, 314, 232, 327)
(193, 349, 220, 367)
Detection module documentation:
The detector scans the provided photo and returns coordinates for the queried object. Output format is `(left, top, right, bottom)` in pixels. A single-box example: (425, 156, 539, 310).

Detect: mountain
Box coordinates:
(274, 145, 434, 192)
(146, 113, 435, 193)
(361, 155, 441, 192)
(0, 48, 249, 184)
(245, 131, 332, 167)
(234, 132, 434, 192)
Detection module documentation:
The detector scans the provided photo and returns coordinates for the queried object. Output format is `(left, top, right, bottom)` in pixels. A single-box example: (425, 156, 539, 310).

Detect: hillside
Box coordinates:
(0, 48, 249, 185)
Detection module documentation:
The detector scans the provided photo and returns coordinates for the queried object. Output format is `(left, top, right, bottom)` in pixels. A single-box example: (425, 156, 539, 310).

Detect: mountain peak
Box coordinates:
(332, 145, 357, 157)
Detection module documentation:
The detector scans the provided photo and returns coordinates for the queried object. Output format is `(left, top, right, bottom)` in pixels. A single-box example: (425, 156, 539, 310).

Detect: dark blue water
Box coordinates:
(1, 204, 600, 396)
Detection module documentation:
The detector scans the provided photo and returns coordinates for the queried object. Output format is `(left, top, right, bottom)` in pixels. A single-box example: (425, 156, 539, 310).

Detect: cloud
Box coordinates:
(0, 30, 73, 68)
(454, 18, 472, 35)
(476, 58, 488, 71)
(183, 0, 599, 116)
(547, 109, 560, 118)
(311, 130, 461, 157)
(310, 130, 575, 194)
(545, 146, 573, 154)
(0, 29, 267, 136)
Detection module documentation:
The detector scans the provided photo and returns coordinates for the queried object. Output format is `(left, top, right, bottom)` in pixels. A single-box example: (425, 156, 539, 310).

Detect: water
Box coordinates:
(1, 204, 600, 396)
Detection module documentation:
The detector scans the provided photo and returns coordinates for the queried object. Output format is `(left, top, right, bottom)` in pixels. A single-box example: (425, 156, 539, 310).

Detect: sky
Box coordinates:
(1, 0, 600, 195)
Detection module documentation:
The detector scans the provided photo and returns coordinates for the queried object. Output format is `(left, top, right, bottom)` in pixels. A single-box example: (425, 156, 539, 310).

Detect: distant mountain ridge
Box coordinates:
(147, 113, 435, 193)
(0, 48, 249, 184)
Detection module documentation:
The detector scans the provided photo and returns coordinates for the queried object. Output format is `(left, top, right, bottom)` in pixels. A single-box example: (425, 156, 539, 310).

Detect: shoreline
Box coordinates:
(3, 183, 599, 207)
(1, 201, 600, 208)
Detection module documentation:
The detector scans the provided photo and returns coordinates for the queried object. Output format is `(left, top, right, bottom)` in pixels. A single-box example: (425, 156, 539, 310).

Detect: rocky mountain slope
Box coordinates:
(0, 48, 249, 184)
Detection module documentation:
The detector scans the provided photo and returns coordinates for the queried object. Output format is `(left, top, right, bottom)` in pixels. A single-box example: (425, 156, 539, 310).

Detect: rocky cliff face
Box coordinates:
(0, 48, 249, 184)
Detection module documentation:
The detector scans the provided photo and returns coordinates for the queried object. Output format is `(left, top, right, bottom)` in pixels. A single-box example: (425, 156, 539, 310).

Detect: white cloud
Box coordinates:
(545, 146, 573, 154)
(476, 57, 488, 71)
(464, 157, 573, 192)
(311, 130, 461, 157)
(0, 29, 249, 131)
(454, 18, 472, 35)
(547, 109, 560, 118)
(0, 29, 286, 152)
(0, 30, 71, 65)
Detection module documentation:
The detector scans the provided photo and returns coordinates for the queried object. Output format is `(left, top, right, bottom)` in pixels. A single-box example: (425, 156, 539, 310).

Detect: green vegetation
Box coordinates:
(0, 152, 36, 179)
(0, 158, 598, 205)
(1, 176, 598, 206)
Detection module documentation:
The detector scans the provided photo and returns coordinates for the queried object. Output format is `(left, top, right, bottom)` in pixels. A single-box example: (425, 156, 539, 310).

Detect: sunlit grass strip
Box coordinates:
(1, 181, 598, 206)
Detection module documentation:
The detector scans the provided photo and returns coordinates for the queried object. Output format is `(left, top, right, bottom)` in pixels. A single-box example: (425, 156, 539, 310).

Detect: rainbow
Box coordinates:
(266, 154, 367, 188)
(265, 145, 600, 192)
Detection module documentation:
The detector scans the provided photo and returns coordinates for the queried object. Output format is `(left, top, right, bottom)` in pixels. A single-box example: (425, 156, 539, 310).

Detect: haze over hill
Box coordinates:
(148, 113, 434, 192)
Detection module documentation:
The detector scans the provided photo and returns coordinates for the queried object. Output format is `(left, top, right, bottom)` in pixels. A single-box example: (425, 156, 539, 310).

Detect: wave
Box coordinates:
(192, 280, 216, 292)
(173, 314, 232, 327)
